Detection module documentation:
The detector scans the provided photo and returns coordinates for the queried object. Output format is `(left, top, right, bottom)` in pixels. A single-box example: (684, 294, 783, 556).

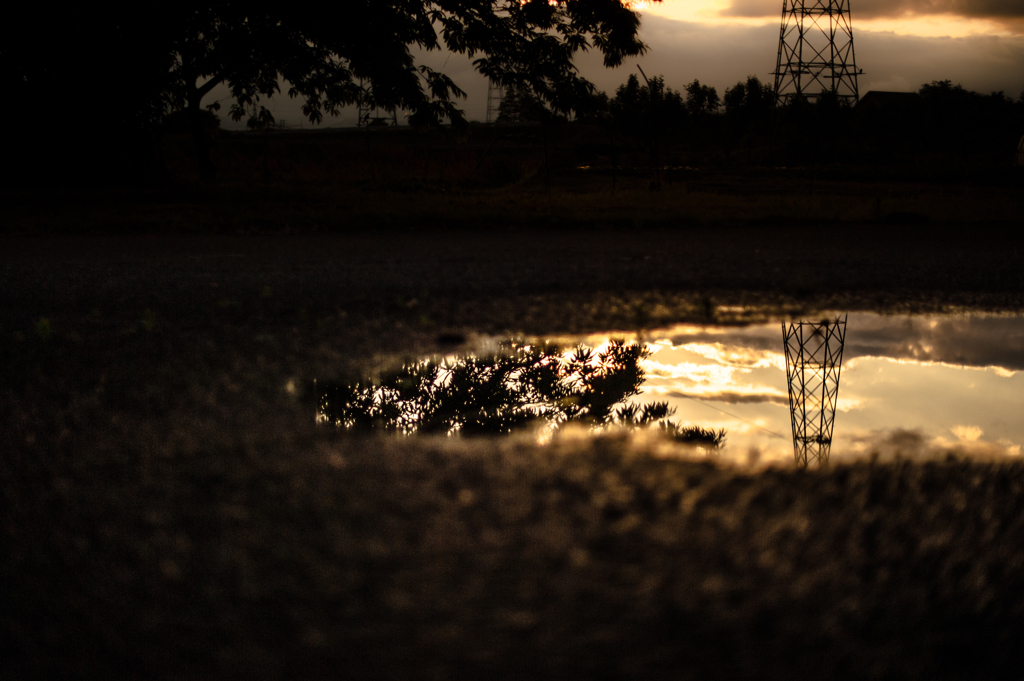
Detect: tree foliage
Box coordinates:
(6, 1, 655, 180)
(723, 76, 774, 122)
(4, 7, 177, 181)
(498, 87, 560, 123)
(162, 1, 651, 127)
(684, 79, 720, 117)
(610, 74, 686, 143)
(915, 80, 1020, 156)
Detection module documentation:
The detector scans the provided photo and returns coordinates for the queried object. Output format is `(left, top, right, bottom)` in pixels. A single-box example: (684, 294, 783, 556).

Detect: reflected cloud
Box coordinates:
(836, 427, 1023, 462)
(641, 312, 1024, 464)
(951, 425, 983, 442)
(844, 313, 1024, 371)
(644, 360, 746, 382)
(656, 313, 1024, 373)
(663, 388, 789, 405)
(836, 397, 864, 412)
(676, 342, 787, 369)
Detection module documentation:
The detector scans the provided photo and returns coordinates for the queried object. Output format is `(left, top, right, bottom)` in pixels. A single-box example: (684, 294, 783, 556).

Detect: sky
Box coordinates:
(217, 0, 1024, 128)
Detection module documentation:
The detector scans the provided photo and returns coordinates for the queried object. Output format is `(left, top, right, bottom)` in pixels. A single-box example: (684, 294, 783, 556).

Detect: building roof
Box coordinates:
(857, 91, 922, 110)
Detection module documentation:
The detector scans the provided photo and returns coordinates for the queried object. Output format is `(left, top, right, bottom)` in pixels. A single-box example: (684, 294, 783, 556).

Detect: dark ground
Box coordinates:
(4, 177, 1024, 679)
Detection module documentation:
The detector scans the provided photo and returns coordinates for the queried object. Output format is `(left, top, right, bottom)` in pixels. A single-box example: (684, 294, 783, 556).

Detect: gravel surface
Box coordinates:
(4, 227, 1024, 679)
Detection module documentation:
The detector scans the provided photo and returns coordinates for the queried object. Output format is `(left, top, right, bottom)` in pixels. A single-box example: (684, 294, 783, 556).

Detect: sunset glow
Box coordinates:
(640, 1, 1022, 39)
(618, 313, 1024, 464)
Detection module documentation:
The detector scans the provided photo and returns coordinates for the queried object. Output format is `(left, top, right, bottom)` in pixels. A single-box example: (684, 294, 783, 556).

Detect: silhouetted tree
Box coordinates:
(4, 8, 175, 182)
(815, 88, 851, 126)
(164, 1, 653, 177)
(917, 80, 1018, 158)
(610, 74, 686, 142)
(498, 87, 559, 123)
(573, 90, 612, 125)
(609, 73, 685, 183)
(723, 76, 774, 122)
(162, 109, 221, 136)
(722, 76, 775, 164)
(610, 75, 644, 134)
(7, 2, 654, 181)
(1017, 87, 1024, 148)
(918, 80, 973, 108)
(685, 80, 720, 117)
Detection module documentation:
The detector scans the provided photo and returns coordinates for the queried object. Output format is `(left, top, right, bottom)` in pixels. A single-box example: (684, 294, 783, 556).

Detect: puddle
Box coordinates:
(318, 312, 1024, 466)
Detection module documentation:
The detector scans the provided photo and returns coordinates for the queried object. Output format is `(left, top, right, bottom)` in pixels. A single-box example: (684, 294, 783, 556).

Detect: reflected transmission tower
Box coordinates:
(486, 79, 505, 124)
(772, 0, 861, 105)
(783, 315, 847, 466)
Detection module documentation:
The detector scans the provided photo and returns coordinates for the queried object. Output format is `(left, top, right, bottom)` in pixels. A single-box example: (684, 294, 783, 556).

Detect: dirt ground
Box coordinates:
(4, 215, 1024, 679)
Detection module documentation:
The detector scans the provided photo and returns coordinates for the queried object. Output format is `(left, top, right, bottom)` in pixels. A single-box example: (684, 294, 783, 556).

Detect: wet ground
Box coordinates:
(4, 225, 1024, 679)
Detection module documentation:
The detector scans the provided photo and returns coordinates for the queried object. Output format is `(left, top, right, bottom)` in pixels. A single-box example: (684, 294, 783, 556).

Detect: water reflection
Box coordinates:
(627, 312, 1024, 464)
(318, 339, 725, 447)
(783, 315, 847, 466)
(316, 312, 1024, 465)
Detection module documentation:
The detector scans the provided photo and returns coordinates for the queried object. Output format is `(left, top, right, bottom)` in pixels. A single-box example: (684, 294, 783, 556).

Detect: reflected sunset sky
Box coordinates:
(591, 313, 1024, 464)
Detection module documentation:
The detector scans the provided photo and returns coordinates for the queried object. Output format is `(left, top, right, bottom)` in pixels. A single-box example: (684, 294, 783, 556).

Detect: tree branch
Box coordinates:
(195, 75, 223, 100)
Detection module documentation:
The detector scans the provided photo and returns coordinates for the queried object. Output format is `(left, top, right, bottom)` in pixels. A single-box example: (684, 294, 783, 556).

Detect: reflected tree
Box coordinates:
(319, 339, 725, 447)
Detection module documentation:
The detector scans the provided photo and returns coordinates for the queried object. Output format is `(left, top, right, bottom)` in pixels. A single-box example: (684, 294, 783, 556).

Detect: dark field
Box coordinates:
(10, 124, 1024, 234)
(4, 135, 1024, 678)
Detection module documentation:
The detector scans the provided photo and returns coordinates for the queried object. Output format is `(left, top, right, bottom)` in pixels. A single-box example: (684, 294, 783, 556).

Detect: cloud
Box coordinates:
(844, 313, 1024, 372)
(951, 425, 983, 441)
(834, 427, 1023, 461)
(721, 0, 1024, 21)
(667, 389, 790, 405)
(653, 313, 1024, 374)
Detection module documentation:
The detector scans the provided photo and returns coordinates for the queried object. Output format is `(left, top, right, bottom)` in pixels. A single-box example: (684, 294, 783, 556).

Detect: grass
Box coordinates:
(5, 419, 1024, 679)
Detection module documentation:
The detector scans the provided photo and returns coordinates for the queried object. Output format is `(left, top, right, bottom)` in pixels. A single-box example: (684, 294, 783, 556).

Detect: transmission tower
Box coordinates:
(486, 79, 505, 124)
(782, 315, 847, 466)
(356, 79, 398, 127)
(772, 0, 862, 105)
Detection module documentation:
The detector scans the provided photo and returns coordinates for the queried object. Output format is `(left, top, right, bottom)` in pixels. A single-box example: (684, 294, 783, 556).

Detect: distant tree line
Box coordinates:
(504, 72, 1024, 169)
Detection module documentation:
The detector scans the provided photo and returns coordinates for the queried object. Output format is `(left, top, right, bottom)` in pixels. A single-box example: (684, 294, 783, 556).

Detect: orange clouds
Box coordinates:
(722, 0, 1024, 20)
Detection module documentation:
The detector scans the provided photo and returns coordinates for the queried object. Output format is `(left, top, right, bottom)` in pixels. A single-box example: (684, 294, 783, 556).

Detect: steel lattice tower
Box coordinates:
(486, 79, 505, 124)
(356, 79, 398, 127)
(773, 0, 861, 105)
(783, 315, 847, 466)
